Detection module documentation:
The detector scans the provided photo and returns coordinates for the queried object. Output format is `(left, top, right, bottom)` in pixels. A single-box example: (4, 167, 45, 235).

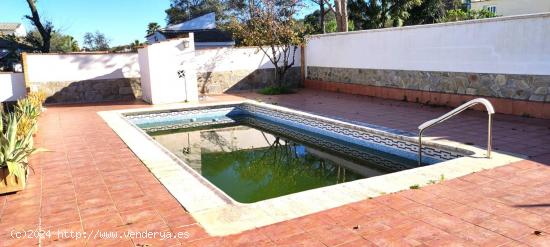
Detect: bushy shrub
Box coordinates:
(13, 91, 46, 142)
(258, 86, 294, 95)
(27, 91, 47, 112)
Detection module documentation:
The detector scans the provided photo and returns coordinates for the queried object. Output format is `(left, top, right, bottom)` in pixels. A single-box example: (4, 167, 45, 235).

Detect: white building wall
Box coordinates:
(25, 53, 140, 83)
(14, 25, 26, 37)
(0, 73, 26, 102)
(471, 0, 550, 16)
(305, 13, 550, 75)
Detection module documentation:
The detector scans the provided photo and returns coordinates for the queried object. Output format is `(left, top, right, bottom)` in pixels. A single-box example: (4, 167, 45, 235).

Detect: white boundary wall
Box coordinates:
(306, 13, 550, 75)
(24, 47, 300, 84)
(193, 47, 301, 72)
(25, 53, 140, 83)
(0, 73, 26, 102)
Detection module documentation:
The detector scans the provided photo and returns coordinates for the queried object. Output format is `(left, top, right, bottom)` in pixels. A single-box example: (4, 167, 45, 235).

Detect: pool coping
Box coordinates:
(99, 100, 525, 236)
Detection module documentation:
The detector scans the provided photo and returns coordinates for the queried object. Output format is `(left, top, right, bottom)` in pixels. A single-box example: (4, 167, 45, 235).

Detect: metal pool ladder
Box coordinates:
(418, 98, 495, 165)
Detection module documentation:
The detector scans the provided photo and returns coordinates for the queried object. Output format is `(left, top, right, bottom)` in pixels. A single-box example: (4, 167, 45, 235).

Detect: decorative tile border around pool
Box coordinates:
(99, 100, 524, 236)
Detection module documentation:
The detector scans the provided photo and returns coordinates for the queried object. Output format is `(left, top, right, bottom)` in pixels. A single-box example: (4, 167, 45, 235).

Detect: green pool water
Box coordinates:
(149, 117, 419, 203)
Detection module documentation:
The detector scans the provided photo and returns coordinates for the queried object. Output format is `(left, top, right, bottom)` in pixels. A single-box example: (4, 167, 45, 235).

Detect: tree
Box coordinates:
(303, 10, 354, 34)
(441, 8, 497, 22)
(165, 0, 229, 24)
(307, 0, 330, 33)
(130, 40, 143, 51)
(303, 9, 334, 34)
(405, 0, 447, 25)
(226, 0, 305, 89)
(110, 40, 144, 53)
(348, 0, 421, 30)
(83, 31, 110, 51)
(24, 29, 79, 52)
(404, 0, 466, 25)
(322, 0, 349, 32)
(146, 22, 161, 36)
(24, 0, 53, 52)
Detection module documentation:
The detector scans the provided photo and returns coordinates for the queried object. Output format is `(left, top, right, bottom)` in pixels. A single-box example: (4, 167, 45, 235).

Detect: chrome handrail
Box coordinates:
(418, 98, 495, 165)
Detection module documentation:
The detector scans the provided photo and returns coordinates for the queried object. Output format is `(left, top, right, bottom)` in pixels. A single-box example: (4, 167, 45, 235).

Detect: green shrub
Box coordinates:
(258, 86, 294, 95)
(15, 98, 41, 140)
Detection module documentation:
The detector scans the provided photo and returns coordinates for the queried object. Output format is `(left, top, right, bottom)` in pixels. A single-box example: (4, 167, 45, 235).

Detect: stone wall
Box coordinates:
(307, 66, 550, 102)
(197, 67, 301, 94)
(31, 78, 142, 104)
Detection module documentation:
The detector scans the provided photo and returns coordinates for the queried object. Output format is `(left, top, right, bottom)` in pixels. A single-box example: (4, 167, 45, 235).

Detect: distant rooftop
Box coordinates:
(166, 12, 216, 31)
(0, 23, 22, 31)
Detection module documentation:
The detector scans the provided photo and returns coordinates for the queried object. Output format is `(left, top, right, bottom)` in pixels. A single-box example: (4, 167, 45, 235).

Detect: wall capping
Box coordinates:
(307, 12, 550, 39)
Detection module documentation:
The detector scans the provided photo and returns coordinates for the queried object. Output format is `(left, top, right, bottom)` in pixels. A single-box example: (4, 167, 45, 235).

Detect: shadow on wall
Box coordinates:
(198, 67, 302, 94)
(36, 69, 142, 104)
(195, 47, 302, 94)
(59, 53, 139, 74)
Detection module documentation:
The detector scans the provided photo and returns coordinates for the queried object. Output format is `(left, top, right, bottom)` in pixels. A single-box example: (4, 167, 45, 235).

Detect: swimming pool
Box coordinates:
(101, 101, 520, 235)
(125, 103, 467, 203)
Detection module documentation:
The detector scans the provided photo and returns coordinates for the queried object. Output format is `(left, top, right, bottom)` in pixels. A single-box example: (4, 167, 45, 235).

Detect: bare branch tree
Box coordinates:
(24, 0, 53, 52)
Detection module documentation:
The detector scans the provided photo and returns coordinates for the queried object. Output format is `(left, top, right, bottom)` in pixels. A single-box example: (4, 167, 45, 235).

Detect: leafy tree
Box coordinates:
(306, 0, 330, 33)
(0, 34, 35, 71)
(83, 31, 110, 51)
(442, 8, 497, 22)
(303, 9, 335, 34)
(24, 0, 53, 52)
(405, 0, 447, 25)
(322, 0, 349, 32)
(404, 0, 467, 25)
(348, 0, 421, 30)
(165, 0, 229, 24)
(326, 18, 354, 32)
(110, 40, 144, 53)
(226, 0, 306, 89)
(303, 10, 354, 34)
(146, 22, 161, 36)
(24, 29, 79, 52)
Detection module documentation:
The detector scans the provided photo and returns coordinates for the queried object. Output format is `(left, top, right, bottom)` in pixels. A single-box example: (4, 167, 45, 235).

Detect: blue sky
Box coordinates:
(1, 0, 171, 46)
(1, 0, 317, 47)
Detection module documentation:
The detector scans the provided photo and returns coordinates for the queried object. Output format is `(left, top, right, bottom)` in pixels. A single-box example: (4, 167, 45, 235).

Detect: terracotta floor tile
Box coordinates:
(306, 225, 362, 246)
(453, 225, 513, 246)
(223, 229, 273, 246)
(518, 230, 550, 247)
(186, 237, 224, 247)
(259, 221, 305, 242)
(172, 224, 209, 243)
(0, 233, 40, 247)
(82, 214, 125, 232)
(120, 207, 162, 225)
(448, 205, 494, 225)
(79, 205, 119, 220)
(333, 237, 377, 247)
(478, 216, 537, 240)
(273, 232, 325, 246)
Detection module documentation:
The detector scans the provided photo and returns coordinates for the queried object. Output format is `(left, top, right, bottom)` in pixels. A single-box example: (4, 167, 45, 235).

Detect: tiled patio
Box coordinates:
(1, 89, 549, 246)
